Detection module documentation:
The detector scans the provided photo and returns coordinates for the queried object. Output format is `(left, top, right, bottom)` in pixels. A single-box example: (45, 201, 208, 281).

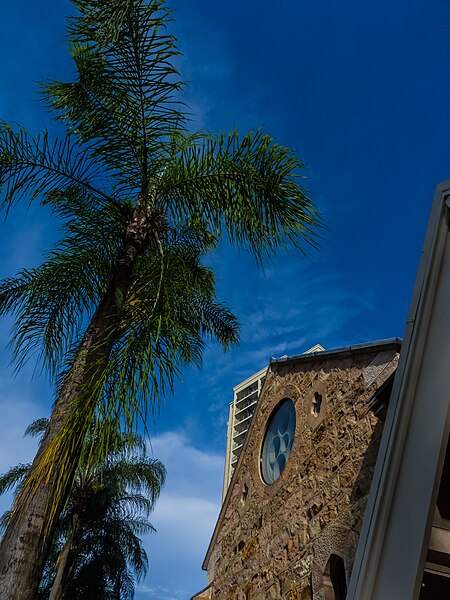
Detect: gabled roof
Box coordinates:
(190, 584, 211, 600)
(202, 337, 402, 570)
(270, 337, 402, 366)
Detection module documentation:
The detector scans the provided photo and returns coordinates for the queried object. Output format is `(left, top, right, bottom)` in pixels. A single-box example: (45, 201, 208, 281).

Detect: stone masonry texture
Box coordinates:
(202, 347, 399, 600)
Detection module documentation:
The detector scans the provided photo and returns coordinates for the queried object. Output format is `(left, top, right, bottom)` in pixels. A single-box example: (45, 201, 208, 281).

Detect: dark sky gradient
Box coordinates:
(0, 1, 449, 598)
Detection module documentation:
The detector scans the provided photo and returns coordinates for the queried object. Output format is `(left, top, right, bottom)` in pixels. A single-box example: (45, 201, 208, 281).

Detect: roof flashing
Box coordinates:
(270, 338, 402, 366)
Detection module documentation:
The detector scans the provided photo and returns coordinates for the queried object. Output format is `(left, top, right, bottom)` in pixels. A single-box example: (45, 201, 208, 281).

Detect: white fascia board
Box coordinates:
(347, 181, 450, 599)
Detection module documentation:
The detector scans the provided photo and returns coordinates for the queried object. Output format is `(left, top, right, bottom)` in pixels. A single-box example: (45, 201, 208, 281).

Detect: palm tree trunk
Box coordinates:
(0, 210, 154, 600)
(48, 539, 71, 600)
(48, 514, 79, 600)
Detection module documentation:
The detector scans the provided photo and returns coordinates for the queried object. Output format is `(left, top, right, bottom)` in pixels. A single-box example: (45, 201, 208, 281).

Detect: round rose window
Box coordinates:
(260, 398, 296, 484)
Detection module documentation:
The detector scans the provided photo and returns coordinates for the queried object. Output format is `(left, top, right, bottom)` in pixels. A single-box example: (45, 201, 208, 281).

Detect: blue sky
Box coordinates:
(0, 1, 450, 598)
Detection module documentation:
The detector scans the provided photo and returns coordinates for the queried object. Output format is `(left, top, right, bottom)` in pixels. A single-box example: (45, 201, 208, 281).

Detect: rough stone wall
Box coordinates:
(206, 349, 399, 600)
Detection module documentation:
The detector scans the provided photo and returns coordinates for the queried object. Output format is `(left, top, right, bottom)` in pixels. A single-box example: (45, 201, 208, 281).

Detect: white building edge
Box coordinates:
(347, 180, 450, 598)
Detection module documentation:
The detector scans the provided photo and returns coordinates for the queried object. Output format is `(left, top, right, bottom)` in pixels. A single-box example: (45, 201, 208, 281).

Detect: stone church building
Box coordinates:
(193, 339, 401, 599)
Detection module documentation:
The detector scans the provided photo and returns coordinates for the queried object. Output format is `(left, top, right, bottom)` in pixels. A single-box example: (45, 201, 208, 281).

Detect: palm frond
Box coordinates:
(24, 418, 49, 439)
(0, 510, 11, 534)
(0, 187, 127, 377)
(44, 0, 187, 198)
(158, 129, 321, 261)
(103, 459, 166, 503)
(0, 123, 114, 212)
(0, 464, 30, 497)
(78, 231, 239, 454)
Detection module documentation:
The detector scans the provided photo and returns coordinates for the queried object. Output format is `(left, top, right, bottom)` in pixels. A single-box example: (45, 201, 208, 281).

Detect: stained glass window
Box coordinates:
(260, 398, 296, 484)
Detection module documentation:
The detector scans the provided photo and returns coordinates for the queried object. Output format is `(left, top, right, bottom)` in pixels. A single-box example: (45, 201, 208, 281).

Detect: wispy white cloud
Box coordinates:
(137, 582, 187, 600)
(240, 267, 373, 355)
(244, 336, 310, 364)
(136, 431, 224, 600)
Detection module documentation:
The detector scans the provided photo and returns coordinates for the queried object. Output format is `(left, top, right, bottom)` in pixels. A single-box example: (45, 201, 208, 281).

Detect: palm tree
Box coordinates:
(0, 419, 165, 600)
(0, 1, 320, 597)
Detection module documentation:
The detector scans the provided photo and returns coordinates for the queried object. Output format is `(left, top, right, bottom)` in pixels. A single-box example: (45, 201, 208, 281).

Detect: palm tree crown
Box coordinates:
(0, 419, 165, 600)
